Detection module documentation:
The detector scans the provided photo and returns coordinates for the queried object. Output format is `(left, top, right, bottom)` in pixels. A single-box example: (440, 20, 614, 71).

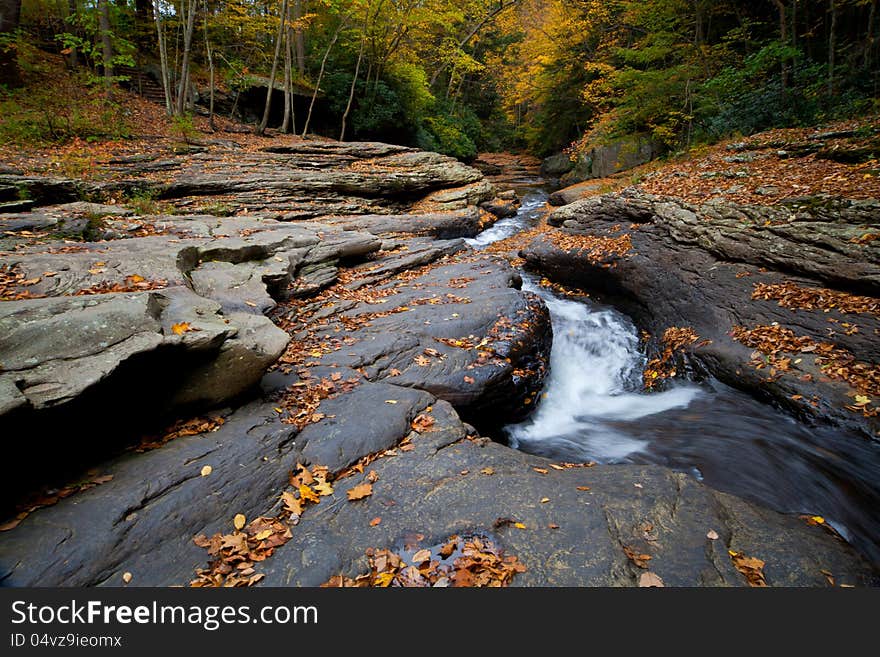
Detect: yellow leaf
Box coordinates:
(200, 465, 212, 477)
(171, 322, 192, 336)
(374, 572, 395, 587)
(854, 395, 871, 406)
(299, 484, 320, 504)
(480, 467, 495, 476)
(254, 529, 273, 541)
(122, 572, 132, 584)
(384, 400, 398, 404)
(233, 513, 246, 531)
(514, 522, 526, 529)
(540, 497, 550, 504)
(811, 516, 825, 525)
(128, 274, 145, 283)
(313, 480, 334, 497)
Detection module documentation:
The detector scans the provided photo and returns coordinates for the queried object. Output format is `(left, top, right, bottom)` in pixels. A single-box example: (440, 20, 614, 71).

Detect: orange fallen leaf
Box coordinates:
(347, 483, 373, 501)
(299, 484, 320, 504)
(370, 517, 382, 527)
(171, 322, 193, 336)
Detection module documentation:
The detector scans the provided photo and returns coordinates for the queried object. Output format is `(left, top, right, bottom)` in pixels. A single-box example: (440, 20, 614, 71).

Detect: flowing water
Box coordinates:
(468, 188, 880, 566)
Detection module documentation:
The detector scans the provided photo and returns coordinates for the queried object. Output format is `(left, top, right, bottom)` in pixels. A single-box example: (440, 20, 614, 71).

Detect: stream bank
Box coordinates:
(0, 142, 876, 586)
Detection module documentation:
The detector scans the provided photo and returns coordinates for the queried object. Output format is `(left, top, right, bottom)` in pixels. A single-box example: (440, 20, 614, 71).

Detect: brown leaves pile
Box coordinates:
(753, 282, 880, 316)
(191, 516, 292, 587)
(0, 264, 45, 301)
(0, 472, 113, 532)
(546, 230, 633, 266)
(732, 324, 880, 418)
(74, 275, 168, 296)
(191, 463, 335, 587)
(644, 327, 707, 388)
(132, 415, 225, 452)
(729, 550, 767, 587)
(323, 535, 526, 588)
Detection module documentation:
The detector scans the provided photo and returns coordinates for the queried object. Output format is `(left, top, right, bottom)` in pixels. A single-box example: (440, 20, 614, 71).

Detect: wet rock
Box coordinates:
(258, 400, 877, 587)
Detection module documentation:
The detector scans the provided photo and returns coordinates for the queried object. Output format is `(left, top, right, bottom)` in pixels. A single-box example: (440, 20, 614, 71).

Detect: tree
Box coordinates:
(0, 0, 22, 86)
(176, 0, 198, 116)
(97, 0, 113, 92)
(257, 0, 289, 136)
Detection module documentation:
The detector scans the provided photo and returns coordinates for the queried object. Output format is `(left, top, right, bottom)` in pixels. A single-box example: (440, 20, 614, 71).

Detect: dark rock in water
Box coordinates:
(481, 196, 521, 219)
(523, 189, 880, 438)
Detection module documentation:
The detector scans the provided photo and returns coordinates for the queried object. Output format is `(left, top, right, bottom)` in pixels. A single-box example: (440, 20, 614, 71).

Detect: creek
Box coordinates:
(468, 187, 880, 566)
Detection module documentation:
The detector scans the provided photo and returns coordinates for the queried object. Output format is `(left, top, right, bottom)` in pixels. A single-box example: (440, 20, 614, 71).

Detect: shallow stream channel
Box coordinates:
(467, 186, 880, 566)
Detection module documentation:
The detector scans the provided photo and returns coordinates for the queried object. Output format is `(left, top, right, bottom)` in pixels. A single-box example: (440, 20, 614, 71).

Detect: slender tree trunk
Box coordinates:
(201, 0, 214, 130)
(257, 0, 289, 136)
(865, 0, 877, 69)
(98, 0, 113, 93)
(772, 0, 789, 89)
(282, 3, 293, 133)
(176, 0, 197, 116)
(0, 0, 22, 86)
(153, 0, 173, 114)
(829, 0, 837, 94)
(340, 32, 366, 141)
(302, 14, 348, 137)
(293, 0, 305, 76)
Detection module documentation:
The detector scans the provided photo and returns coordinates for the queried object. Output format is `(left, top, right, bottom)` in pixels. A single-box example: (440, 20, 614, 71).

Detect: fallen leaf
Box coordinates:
(411, 549, 431, 565)
(281, 491, 302, 516)
(299, 484, 320, 504)
(540, 497, 550, 504)
(548, 523, 560, 529)
(707, 530, 719, 540)
(122, 572, 132, 584)
(639, 572, 665, 587)
(480, 467, 495, 476)
(347, 483, 373, 501)
(200, 465, 212, 477)
(370, 517, 382, 527)
(233, 514, 246, 531)
(514, 522, 526, 529)
(464, 375, 475, 384)
(171, 322, 193, 336)
(384, 399, 398, 405)
(254, 529, 273, 541)
(576, 486, 591, 491)
(533, 467, 548, 475)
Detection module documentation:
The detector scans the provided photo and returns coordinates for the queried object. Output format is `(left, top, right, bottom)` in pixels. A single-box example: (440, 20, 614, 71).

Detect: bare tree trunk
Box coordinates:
(201, 0, 214, 129)
(772, 0, 789, 89)
(829, 0, 837, 94)
(0, 0, 22, 86)
(302, 14, 349, 137)
(176, 0, 197, 116)
(153, 0, 173, 114)
(865, 0, 877, 69)
(282, 2, 293, 133)
(98, 0, 113, 93)
(340, 32, 366, 141)
(293, 0, 305, 76)
(257, 0, 289, 136)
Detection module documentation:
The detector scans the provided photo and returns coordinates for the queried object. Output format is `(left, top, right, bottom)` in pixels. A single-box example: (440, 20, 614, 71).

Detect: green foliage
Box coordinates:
(421, 112, 478, 162)
(125, 190, 165, 216)
(171, 114, 198, 144)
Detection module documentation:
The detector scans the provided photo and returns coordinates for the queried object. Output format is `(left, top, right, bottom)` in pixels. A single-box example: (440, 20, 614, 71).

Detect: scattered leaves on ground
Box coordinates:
(0, 472, 114, 532)
(322, 534, 526, 588)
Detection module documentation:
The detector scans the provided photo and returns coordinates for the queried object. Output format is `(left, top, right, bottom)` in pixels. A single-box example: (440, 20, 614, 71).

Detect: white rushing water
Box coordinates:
(465, 193, 547, 249)
(506, 277, 702, 463)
